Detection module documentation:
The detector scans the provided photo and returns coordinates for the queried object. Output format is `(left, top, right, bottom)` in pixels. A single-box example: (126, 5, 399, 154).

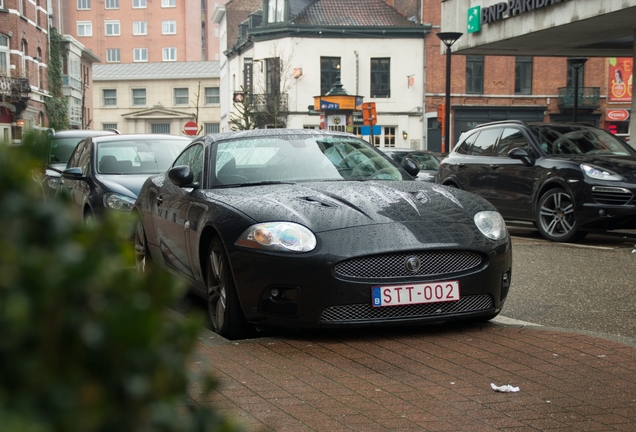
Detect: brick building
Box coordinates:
(0, 0, 49, 143)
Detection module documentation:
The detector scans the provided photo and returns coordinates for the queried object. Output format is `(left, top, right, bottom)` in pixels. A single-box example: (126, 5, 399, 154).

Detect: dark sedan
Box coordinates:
(58, 134, 191, 223)
(437, 121, 636, 242)
(134, 129, 512, 340)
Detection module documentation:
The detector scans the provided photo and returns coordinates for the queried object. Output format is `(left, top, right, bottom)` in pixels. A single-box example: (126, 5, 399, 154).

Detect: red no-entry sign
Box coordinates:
(184, 121, 198, 136)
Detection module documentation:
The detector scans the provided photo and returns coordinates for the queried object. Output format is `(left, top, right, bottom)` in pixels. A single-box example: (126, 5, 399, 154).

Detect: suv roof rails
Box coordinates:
(105, 128, 121, 134)
(475, 120, 527, 129)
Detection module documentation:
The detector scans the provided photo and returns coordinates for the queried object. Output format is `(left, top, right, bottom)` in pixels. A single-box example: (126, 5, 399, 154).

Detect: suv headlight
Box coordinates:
(103, 193, 136, 211)
(580, 164, 622, 181)
(236, 222, 316, 252)
(474, 211, 507, 240)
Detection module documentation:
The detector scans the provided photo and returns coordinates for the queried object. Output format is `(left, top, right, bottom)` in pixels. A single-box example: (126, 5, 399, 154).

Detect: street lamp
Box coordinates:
(568, 57, 588, 123)
(437, 32, 462, 154)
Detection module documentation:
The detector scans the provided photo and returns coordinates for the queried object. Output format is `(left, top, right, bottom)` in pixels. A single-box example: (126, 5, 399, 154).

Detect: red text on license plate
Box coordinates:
(371, 281, 460, 307)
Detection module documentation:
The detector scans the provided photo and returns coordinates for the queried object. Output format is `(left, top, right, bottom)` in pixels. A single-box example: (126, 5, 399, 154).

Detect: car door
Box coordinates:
(152, 143, 205, 278)
(456, 127, 500, 199)
(489, 127, 540, 219)
(61, 139, 93, 218)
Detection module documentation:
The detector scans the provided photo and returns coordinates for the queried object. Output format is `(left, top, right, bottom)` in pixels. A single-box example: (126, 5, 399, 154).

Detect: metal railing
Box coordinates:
(0, 76, 30, 99)
(557, 87, 600, 109)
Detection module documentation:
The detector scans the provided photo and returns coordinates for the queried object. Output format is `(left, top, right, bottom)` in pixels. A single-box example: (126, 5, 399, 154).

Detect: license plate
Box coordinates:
(372, 281, 460, 307)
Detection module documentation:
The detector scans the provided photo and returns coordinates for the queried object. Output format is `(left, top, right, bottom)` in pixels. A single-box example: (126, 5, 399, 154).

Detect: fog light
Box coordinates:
(270, 288, 281, 298)
(500, 270, 511, 302)
(599, 209, 606, 216)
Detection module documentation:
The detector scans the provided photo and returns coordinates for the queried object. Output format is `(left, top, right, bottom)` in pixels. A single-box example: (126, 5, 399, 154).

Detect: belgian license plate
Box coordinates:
(372, 281, 460, 307)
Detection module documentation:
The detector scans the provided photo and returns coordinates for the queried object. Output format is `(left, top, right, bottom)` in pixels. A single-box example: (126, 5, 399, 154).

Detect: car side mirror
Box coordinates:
(507, 148, 534, 167)
(168, 165, 199, 188)
(402, 157, 420, 177)
(61, 167, 85, 180)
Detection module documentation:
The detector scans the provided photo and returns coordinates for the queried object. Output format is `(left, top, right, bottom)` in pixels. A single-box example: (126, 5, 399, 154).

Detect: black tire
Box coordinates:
(134, 218, 152, 273)
(536, 188, 587, 242)
(206, 237, 255, 340)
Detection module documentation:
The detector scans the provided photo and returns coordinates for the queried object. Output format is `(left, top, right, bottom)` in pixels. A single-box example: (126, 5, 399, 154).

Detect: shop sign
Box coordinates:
(468, 0, 569, 33)
(606, 109, 630, 122)
(608, 58, 633, 103)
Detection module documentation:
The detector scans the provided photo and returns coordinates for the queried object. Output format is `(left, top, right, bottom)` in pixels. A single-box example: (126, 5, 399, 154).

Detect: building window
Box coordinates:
(162, 0, 176, 7)
(77, 0, 90, 10)
(162, 20, 177, 35)
(133, 21, 147, 35)
(320, 57, 341, 95)
(267, 0, 285, 23)
(162, 47, 176, 61)
(466, 55, 484, 94)
(266, 57, 281, 95)
(384, 127, 396, 148)
(204, 123, 220, 134)
(174, 88, 189, 105)
(105, 0, 119, 9)
(133, 0, 146, 8)
(515, 56, 533, 95)
(106, 48, 120, 63)
(0, 35, 9, 76)
(567, 60, 585, 87)
(77, 21, 93, 37)
(151, 123, 170, 134)
(370, 58, 390, 98)
(103, 89, 117, 107)
(205, 87, 220, 104)
(133, 48, 147, 62)
(103, 123, 117, 130)
(132, 88, 146, 106)
(105, 21, 120, 36)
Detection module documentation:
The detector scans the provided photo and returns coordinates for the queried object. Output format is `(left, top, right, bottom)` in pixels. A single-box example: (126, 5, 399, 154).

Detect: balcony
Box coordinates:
(557, 87, 600, 109)
(0, 77, 30, 100)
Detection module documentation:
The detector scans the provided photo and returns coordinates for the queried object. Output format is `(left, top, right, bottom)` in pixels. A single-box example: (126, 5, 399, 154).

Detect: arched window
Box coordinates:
(37, 47, 43, 88)
(0, 34, 9, 76)
(21, 39, 28, 77)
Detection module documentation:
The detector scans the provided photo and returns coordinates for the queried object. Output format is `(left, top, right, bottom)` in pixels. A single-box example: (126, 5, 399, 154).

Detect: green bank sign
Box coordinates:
(468, 0, 569, 34)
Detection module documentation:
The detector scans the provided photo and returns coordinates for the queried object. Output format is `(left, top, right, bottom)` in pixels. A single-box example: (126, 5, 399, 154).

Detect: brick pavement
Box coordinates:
(190, 322, 636, 431)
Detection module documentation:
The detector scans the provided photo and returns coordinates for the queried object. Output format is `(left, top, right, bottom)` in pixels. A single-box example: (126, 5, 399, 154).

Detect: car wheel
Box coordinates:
(207, 237, 255, 340)
(134, 218, 152, 273)
(536, 188, 587, 242)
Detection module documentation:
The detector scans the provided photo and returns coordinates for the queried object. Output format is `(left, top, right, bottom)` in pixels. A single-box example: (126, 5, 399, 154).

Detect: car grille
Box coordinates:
(320, 294, 493, 322)
(334, 251, 482, 279)
(591, 186, 633, 205)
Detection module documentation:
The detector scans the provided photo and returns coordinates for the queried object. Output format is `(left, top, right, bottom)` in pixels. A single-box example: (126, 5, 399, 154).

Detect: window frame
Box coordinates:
(105, 20, 120, 36)
(320, 56, 341, 96)
(132, 0, 146, 9)
(466, 55, 484, 95)
(105, 0, 118, 9)
(106, 48, 120, 63)
(162, 47, 177, 62)
(204, 87, 220, 105)
(133, 48, 148, 62)
(370, 58, 391, 99)
(161, 0, 176, 7)
(77, 21, 93, 37)
(515, 56, 533, 95)
(132, 88, 147, 106)
(162, 20, 177, 35)
(102, 89, 117, 107)
(173, 87, 189, 106)
(77, 0, 90, 10)
(133, 21, 147, 36)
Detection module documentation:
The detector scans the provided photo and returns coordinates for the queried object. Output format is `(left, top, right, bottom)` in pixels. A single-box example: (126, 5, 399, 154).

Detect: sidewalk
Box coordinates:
(190, 321, 636, 431)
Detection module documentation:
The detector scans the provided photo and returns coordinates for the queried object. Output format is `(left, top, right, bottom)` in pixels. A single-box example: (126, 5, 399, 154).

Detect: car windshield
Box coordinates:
(213, 135, 404, 185)
(529, 125, 636, 156)
(98, 139, 188, 174)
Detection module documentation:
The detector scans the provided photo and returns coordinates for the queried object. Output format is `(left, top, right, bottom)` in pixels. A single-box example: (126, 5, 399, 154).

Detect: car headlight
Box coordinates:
(474, 211, 507, 240)
(236, 222, 317, 253)
(47, 177, 60, 190)
(580, 164, 622, 181)
(103, 193, 136, 211)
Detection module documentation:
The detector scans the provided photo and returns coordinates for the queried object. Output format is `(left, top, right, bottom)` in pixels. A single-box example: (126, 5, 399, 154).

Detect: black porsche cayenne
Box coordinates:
(437, 121, 636, 242)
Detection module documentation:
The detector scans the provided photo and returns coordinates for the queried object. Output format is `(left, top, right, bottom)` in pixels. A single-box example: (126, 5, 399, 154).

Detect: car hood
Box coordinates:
(98, 174, 152, 198)
(203, 181, 492, 233)
(549, 154, 636, 181)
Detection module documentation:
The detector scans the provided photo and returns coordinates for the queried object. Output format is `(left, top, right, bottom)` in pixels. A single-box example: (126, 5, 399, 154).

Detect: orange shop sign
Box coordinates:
(608, 58, 633, 103)
(605, 109, 630, 122)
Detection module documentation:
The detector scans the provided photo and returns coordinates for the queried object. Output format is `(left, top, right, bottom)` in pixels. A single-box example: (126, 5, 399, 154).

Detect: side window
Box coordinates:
(455, 131, 478, 155)
(67, 141, 87, 168)
(173, 144, 204, 184)
(497, 128, 536, 158)
(78, 143, 92, 176)
(469, 128, 499, 156)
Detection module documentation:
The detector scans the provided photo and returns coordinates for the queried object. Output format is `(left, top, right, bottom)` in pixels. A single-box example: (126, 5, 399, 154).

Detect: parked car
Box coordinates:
(381, 148, 441, 182)
(134, 129, 512, 340)
(34, 129, 119, 199)
(436, 121, 636, 242)
(57, 134, 192, 223)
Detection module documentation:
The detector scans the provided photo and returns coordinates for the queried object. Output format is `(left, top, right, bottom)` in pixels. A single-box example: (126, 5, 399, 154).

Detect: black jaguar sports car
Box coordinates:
(134, 129, 512, 339)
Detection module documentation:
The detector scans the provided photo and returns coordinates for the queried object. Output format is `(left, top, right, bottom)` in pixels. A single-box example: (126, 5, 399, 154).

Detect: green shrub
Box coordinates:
(0, 133, 240, 432)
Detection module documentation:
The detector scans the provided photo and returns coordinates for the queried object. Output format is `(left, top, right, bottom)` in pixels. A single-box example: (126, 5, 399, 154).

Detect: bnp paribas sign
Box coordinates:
(468, 0, 569, 33)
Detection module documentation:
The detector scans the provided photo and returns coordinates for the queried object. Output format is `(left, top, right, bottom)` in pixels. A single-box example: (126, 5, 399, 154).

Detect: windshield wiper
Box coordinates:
(216, 180, 297, 188)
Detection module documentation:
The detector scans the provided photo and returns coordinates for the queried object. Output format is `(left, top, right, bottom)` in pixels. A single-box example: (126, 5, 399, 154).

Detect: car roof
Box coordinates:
(89, 134, 194, 143)
(198, 128, 356, 144)
(49, 129, 118, 138)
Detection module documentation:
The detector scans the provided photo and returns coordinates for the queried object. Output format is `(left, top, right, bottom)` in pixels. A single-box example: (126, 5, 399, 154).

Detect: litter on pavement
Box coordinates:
(491, 383, 520, 392)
